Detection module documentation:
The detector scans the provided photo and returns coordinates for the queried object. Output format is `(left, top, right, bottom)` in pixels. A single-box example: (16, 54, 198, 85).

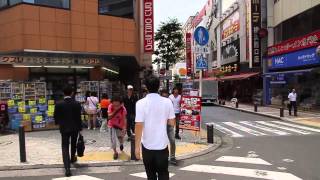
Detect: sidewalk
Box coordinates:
(220, 101, 320, 128)
(0, 129, 220, 170)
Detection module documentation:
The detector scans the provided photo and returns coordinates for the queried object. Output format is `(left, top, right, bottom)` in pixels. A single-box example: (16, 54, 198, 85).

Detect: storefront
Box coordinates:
(264, 31, 320, 110)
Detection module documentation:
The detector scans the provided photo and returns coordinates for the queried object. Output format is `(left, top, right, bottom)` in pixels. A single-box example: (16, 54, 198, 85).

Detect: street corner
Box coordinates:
(78, 151, 131, 163)
(291, 118, 320, 129)
(175, 141, 214, 158)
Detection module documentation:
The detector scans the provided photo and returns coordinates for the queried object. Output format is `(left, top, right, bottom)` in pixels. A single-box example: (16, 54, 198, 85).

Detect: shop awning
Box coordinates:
(218, 72, 260, 81)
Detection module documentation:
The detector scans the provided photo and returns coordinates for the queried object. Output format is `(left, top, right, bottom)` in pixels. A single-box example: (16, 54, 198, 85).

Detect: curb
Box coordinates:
(0, 136, 222, 171)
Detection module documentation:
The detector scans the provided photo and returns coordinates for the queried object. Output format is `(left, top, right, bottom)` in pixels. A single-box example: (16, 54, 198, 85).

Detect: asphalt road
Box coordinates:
(1, 106, 320, 180)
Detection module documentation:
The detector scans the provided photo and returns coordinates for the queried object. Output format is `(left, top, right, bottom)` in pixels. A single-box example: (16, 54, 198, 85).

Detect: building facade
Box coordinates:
(264, 0, 320, 110)
(0, 0, 153, 98)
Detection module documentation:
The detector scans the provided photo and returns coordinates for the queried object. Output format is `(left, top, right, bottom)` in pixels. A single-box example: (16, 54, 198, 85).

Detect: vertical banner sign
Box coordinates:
(251, 0, 261, 67)
(186, 33, 192, 76)
(180, 96, 202, 131)
(143, 0, 154, 53)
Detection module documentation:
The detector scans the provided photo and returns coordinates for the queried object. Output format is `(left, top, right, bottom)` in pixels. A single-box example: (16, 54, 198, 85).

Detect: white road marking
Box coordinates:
(240, 121, 290, 136)
(271, 121, 320, 133)
(212, 123, 244, 137)
(215, 156, 272, 165)
(130, 172, 175, 179)
(53, 175, 103, 180)
(282, 159, 295, 163)
(180, 164, 302, 180)
(278, 167, 287, 171)
(223, 122, 267, 136)
(255, 121, 311, 135)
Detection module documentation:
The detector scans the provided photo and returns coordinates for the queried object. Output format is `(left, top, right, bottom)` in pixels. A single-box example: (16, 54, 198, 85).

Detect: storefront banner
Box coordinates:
(186, 33, 192, 76)
(180, 96, 201, 131)
(268, 30, 320, 56)
(268, 47, 320, 70)
(0, 56, 103, 65)
(222, 11, 240, 40)
(251, 0, 261, 67)
(143, 0, 154, 53)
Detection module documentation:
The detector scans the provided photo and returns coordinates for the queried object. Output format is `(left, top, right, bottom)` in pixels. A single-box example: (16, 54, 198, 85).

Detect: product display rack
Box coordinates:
(0, 81, 12, 100)
(24, 82, 47, 100)
(79, 81, 100, 97)
(11, 82, 24, 100)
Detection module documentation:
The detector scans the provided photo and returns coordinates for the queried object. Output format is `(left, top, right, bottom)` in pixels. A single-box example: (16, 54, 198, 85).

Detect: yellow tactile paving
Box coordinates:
(175, 143, 208, 156)
(295, 118, 320, 128)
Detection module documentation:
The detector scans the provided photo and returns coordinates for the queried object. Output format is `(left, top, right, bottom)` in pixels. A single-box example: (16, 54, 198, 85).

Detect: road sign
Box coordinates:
(194, 26, 209, 46)
(196, 55, 208, 70)
(193, 44, 210, 54)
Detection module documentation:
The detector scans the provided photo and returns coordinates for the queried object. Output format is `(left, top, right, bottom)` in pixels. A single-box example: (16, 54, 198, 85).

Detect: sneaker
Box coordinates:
(113, 153, 119, 160)
(120, 144, 124, 151)
(175, 135, 181, 140)
(170, 158, 178, 166)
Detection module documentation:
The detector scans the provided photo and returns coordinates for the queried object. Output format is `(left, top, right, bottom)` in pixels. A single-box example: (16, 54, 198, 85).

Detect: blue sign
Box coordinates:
(268, 47, 320, 69)
(194, 26, 209, 46)
(196, 55, 208, 69)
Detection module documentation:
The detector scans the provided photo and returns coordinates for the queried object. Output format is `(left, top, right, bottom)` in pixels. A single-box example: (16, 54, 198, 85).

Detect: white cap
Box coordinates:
(127, 85, 133, 89)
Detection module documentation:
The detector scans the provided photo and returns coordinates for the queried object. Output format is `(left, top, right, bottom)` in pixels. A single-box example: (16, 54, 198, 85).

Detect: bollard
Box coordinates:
(19, 125, 26, 163)
(222, 101, 225, 105)
(254, 104, 258, 112)
(130, 134, 137, 160)
(235, 102, 239, 108)
(280, 108, 284, 117)
(218, 100, 221, 105)
(207, 124, 214, 144)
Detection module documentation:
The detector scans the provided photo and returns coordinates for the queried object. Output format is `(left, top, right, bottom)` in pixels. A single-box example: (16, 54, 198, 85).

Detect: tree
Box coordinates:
(153, 18, 184, 68)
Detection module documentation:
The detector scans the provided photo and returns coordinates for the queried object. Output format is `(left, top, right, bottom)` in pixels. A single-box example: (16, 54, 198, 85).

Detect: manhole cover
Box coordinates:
(0, 141, 13, 146)
(85, 139, 96, 145)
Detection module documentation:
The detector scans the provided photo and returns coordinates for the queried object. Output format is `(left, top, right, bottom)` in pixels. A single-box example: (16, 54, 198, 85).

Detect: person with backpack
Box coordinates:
(86, 92, 99, 130)
(108, 96, 127, 160)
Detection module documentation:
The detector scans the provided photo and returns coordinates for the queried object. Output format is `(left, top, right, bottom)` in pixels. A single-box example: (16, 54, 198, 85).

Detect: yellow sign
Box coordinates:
(48, 105, 55, 112)
(18, 107, 26, 113)
(35, 116, 43, 123)
(30, 108, 37, 114)
(17, 101, 25, 107)
(28, 100, 36, 106)
(7, 100, 15, 107)
(23, 114, 31, 121)
(39, 98, 46, 104)
(48, 100, 55, 105)
(47, 111, 54, 117)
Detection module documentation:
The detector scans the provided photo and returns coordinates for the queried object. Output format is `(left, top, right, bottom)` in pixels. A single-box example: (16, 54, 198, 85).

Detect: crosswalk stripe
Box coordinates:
(215, 156, 272, 165)
(271, 121, 320, 133)
(212, 123, 244, 137)
(130, 172, 175, 179)
(180, 164, 302, 180)
(52, 175, 103, 180)
(255, 121, 311, 135)
(240, 121, 290, 136)
(223, 122, 267, 136)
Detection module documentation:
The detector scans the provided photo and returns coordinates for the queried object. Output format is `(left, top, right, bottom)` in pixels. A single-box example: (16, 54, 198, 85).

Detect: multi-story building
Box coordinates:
(0, 0, 153, 98)
(264, 0, 320, 110)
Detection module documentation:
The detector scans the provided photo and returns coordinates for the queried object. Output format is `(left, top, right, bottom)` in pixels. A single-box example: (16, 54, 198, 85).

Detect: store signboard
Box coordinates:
(268, 47, 320, 70)
(221, 39, 240, 65)
(180, 96, 201, 131)
(143, 0, 154, 53)
(186, 33, 192, 76)
(268, 30, 320, 56)
(222, 11, 240, 40)
(251, 0, 261, 67)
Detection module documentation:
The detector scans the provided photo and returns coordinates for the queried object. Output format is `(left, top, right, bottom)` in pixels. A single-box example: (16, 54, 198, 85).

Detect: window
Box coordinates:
(0, 0, 8, 8)
(1, 0, 70, 9)
(99, 0, 134, 19)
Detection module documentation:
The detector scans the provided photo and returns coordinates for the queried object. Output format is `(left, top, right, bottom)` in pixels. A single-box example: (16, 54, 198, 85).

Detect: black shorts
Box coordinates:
(101, 108, 108, 119)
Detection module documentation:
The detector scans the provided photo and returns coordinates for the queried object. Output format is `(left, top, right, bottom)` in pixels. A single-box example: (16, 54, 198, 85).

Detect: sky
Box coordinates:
(154, 0, 209, 30)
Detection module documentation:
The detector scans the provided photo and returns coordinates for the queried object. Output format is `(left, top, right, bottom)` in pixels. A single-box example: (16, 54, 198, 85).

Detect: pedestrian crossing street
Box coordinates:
(211, 120, 320, 137)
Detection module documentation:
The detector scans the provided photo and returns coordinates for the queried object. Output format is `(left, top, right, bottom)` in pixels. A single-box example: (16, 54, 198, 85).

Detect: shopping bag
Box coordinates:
(77, 133, 85, 157)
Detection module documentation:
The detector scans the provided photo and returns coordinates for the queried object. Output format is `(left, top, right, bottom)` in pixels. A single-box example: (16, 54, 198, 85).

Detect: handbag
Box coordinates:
(77, 133, 85, 157)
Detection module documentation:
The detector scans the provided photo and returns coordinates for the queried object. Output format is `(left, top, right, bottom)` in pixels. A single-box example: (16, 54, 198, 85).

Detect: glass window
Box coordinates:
(7, 0, 69, 8)
(99, 0, 134, 19)
(0, 0, 8, 8)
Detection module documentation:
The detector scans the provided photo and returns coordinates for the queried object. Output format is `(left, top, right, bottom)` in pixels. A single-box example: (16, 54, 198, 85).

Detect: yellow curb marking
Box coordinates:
(295, 119, 320, 128)
(175, 143, 208, 156)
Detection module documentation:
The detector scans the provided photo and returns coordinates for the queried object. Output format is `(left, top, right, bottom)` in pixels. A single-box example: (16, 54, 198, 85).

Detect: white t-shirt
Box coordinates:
(135, 93, 175, 150)
(288, 92, 297, 102)
(169, 94, 181, 114)
(87, 96, 99, 110)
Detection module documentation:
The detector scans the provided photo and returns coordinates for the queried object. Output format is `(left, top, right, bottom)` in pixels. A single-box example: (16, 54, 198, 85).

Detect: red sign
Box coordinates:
(186, 33, 192, 76)
(143, 0, 154, 53)
(180, 96, 201, 131)
(268, 30, 320, 56)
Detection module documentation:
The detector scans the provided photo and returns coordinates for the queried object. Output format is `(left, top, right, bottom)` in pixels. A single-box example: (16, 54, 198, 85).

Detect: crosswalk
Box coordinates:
(212, 121, 320, 137)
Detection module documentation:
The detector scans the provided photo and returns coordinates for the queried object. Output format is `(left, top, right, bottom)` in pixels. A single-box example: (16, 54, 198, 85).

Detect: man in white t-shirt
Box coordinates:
(169, 87, 182, 139)
(135, 75, 175, 180)
(288, 89, 298, 116)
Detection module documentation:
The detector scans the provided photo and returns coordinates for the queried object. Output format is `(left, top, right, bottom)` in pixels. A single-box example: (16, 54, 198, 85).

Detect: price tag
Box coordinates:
(35, 115, 43, 123)
(47, 111, 54, 117)
(48, 100, 55, 105)
(30, 108, 37, 114)
(18, 107, 26, 113)
(17, 101, 25, 107)
(48, 105, 55, 112)
(39, 98, 46, 104)
(23, 114, 31, 121)
(7, 100, 15, 107)
(28, 100, 36, 106)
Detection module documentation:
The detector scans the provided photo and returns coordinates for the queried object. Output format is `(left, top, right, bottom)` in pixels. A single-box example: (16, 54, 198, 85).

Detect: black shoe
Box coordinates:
(65, 169, 72, 177)
(175, 135, 181, 140)
(113, 153, 119, 160)
(120, 144, 124, 151)
(71, 156, 77, 164)
(170, 158, 178, 166)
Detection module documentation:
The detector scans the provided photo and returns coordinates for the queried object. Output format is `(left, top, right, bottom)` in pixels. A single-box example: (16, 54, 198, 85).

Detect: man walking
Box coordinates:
(169, 87, 182, 139)
(123, 85, 138, 141)
(288, 89, 298, 116)
(135, 76, 176, 180)
(54, 86, 82, 177)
